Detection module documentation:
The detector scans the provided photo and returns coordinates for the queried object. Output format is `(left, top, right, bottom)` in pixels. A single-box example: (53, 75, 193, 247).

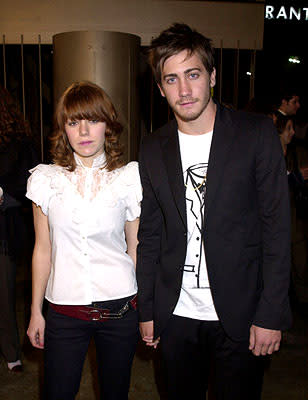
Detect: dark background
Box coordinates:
(256, 0, 307, 117)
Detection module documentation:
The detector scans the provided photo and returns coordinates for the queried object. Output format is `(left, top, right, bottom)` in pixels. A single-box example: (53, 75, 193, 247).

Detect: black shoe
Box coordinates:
(8, 365, 23, 373)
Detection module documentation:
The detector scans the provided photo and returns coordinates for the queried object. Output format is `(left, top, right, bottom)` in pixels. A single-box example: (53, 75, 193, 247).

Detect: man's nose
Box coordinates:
(79, 120, 89, 136)
(178, 78, 191, 97)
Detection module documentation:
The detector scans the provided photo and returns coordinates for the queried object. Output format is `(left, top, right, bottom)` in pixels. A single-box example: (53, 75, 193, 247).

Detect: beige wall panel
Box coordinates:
(53, 31, 140, 161)
(1, 0, 264, 49)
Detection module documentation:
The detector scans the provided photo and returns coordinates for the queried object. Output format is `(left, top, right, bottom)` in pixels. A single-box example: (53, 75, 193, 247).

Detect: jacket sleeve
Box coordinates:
(253, 117, 292, 330)
(136, 139, 163, 322)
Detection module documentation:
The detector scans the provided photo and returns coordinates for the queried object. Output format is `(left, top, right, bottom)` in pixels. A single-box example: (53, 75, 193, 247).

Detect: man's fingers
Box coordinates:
(252, 343, 262, 356)
(253, 339, 280, 356)
(261, 344, 270, 356)
(266, 343, 275, 355)
(249, 328, 256, 350)
(273, 341, 280, 352)
(250, 326, 281, 356)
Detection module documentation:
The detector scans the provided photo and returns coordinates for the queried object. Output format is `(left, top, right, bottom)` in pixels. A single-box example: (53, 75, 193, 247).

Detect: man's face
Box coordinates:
(158, 50, 216, 125)
(281, 96, 300, 116)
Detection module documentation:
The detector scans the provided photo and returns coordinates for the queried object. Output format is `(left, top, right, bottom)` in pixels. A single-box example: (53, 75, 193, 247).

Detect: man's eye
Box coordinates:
(189, 73, 199, 79)
(166, 78, 176, 84)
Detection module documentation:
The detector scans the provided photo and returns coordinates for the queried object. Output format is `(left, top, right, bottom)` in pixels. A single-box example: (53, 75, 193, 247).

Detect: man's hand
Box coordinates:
(139, 320, 160, 349)
(249, 325, 281, 356)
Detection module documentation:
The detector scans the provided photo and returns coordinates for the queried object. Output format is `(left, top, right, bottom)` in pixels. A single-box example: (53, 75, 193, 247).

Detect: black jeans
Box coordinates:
(44, 301, 138, 400)
(160, 315, 265, 400)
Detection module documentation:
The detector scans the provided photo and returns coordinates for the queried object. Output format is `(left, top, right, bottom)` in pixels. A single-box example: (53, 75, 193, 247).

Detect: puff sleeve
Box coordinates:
(26, 164, 55, 215)
(121, 162, 142, 221)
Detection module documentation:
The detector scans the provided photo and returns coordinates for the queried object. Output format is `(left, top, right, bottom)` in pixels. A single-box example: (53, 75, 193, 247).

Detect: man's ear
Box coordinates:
(210, 68, 216, 88)
(158, 84, 166, 98)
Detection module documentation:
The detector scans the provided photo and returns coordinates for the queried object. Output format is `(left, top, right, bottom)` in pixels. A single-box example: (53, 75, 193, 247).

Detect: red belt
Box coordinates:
(50, 295, 137, 322)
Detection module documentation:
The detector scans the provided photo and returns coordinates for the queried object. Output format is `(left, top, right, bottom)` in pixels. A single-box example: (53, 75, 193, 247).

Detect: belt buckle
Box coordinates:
(88, 309, 105, 321)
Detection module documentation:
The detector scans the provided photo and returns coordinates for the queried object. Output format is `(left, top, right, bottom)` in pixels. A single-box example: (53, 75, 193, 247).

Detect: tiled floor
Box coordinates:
(0, 264, 307, 400)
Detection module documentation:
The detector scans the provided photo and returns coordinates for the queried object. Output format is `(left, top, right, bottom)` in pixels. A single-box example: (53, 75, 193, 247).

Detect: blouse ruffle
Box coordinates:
(119, 161, 142, 221)
(26, 164, 62, 215)
(26, 161, 142, 220)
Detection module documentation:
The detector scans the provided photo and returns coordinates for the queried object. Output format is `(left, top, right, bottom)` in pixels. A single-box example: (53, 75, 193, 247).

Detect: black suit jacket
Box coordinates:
(136, 103, 292, 341)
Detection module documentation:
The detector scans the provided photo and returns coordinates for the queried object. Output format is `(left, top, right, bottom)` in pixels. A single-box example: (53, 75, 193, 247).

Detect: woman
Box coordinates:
(0, 85, 38, 372)
(274, 112, 295, 157)
(26, 81, 142, 399)
(274, 111, 308, 311)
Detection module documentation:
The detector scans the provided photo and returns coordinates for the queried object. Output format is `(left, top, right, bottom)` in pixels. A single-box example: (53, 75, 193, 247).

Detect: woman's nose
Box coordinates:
(79, 120, 89, 136)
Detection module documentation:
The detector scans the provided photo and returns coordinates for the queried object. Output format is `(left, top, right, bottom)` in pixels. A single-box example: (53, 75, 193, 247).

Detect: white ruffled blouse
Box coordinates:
(26, 153, 142, 305)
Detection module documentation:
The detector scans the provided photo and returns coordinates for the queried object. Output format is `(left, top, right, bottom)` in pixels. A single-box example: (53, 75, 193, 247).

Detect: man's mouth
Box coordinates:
(177, 99, 197, 106)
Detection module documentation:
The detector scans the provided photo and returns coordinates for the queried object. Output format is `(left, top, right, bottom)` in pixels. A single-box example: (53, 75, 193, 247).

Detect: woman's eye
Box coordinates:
(89, 119, 99, 124)
(67, 121, 78, 127)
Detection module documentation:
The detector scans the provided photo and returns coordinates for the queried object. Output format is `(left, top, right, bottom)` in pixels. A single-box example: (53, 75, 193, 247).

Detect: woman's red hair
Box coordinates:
(50, 81, 124, 171)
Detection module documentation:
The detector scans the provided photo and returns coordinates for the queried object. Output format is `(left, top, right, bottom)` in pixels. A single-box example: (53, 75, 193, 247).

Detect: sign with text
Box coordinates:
(265, 5, 308, 21)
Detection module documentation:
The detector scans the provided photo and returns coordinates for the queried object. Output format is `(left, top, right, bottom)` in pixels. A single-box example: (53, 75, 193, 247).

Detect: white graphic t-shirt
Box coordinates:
(173, 130, 218, 320)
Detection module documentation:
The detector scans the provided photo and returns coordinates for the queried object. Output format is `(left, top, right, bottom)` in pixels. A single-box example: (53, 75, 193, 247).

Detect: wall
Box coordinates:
(0, 0, 264, 49)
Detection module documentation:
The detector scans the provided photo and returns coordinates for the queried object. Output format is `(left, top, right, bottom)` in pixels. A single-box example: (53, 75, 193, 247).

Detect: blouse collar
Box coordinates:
(74, 152, 106, 169)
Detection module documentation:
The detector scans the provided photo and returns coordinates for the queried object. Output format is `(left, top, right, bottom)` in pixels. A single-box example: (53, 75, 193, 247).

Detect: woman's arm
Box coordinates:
(124, 218, 139, 268)
(27, 203, 52, 349)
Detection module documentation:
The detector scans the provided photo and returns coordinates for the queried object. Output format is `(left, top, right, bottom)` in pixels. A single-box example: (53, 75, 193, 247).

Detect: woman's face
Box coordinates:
(280, 119, 295, 145)
(65, 119, 106, 167)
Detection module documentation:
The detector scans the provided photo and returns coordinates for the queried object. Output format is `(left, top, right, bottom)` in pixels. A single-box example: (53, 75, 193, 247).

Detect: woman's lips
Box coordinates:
(79, 141, 93, 145)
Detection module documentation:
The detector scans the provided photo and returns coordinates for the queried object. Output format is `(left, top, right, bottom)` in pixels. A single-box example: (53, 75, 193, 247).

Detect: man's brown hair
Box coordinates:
(148, 23, 215, 84)
(50, 81, 124, 171)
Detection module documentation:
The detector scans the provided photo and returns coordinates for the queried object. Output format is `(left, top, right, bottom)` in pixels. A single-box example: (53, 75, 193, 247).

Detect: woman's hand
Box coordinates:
(139, 320, 160, 349)
(27, 313, 45, 349)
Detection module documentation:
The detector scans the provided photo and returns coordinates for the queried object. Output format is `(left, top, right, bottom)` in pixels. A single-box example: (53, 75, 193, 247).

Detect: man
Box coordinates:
(137, 23, 292, 400)
(277, 92, 300, 116)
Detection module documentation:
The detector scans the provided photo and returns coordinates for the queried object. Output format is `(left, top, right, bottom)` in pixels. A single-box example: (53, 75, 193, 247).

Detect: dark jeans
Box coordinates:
(44, 302, 138, 400)
(160, 315, 265, 400)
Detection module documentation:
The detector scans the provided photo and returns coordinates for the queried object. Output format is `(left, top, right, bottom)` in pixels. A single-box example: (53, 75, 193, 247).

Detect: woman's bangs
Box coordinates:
(63, 92, 106, 123)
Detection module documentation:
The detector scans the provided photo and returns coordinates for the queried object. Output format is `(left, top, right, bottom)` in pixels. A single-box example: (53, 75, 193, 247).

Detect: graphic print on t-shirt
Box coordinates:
(183, 162, 209, 289)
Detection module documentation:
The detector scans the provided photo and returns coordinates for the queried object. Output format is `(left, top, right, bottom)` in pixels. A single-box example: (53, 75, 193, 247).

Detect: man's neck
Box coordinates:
(176, 100, 216, 135)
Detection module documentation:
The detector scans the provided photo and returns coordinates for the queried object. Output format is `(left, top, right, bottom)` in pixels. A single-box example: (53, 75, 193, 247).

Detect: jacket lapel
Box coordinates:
(204, 104, 236, 222)
(160, 120, 187, 230)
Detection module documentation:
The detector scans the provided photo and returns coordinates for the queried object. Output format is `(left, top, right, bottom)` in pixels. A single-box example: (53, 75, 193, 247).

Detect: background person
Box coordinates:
(274, 112, 296, 156)
(274, 112, 308, 312)
(276, 91, 300, 117)
(26, 81, 142, 400)
(0, 85, 38, 372)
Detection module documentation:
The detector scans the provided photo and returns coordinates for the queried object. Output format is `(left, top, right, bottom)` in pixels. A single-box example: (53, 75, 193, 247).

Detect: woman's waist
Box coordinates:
(49, 294, 137, 321)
